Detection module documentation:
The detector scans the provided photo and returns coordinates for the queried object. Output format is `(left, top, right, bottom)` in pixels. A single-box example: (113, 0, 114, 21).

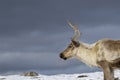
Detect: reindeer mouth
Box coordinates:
(62, 57, 67, 60)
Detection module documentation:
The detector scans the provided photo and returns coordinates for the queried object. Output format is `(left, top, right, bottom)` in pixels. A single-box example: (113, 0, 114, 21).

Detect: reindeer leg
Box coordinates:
(98, 61, 114, 80)
(114, 78, 119, 80)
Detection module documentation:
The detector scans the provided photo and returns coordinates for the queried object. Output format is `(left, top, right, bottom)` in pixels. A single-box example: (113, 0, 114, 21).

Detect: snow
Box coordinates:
(0, 70, 120, 80)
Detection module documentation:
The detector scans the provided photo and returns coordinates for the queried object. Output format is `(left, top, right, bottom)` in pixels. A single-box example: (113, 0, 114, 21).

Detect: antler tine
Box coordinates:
(67, 21, 80, 42)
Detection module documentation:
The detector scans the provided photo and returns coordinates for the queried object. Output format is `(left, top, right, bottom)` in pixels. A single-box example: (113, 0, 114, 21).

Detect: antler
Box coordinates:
(68, 21, 80, 42)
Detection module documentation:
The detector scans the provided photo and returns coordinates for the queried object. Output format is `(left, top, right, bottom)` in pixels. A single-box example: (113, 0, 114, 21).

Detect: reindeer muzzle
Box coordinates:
(60, 53, 67, 60)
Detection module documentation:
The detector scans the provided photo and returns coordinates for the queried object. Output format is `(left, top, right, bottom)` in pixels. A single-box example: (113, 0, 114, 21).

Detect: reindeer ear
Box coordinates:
(71, 40, 80, 47)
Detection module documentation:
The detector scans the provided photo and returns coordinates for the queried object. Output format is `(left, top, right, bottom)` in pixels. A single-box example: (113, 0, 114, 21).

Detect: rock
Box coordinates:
(77, 75, 88, 78)
(21, 71, 39, 76)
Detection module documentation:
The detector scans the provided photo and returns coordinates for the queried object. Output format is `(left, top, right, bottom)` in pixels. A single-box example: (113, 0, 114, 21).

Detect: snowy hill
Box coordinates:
(0, 70, 120, 80)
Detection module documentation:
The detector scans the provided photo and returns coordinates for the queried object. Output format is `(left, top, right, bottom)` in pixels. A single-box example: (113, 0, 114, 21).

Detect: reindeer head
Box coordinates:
(60, 21, 81, 60)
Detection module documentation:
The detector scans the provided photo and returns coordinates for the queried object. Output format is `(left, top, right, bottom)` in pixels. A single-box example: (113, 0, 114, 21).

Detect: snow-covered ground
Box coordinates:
(0, 70, 120, 80)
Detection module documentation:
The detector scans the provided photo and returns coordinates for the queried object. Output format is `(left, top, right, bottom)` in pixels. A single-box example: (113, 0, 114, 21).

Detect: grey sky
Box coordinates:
(0, 0, 120, 75)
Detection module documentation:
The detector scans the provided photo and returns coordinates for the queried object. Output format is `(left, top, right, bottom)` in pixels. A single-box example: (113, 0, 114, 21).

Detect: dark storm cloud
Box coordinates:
(0, 0, 120, 36)
(0, 0, 120, 75)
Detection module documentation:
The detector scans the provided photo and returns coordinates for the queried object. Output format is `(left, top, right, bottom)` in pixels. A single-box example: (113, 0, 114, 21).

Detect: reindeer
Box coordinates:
(60, 21, 120, 80)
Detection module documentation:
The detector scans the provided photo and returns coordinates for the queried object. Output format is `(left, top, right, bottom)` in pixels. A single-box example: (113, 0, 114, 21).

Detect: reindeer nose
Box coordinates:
(60, 53, 64, 58)
(59, 53, 67, 60)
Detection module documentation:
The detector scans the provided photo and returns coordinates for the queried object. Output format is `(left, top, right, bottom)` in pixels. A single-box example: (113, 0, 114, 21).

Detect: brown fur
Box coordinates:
(98, 60, 114, 80)
(103, 40, 120, 51)
(110, 58, 120, 69)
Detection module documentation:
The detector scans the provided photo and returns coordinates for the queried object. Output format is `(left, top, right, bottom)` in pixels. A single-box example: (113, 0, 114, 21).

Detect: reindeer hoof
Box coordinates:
(115, 78, 119, 80)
